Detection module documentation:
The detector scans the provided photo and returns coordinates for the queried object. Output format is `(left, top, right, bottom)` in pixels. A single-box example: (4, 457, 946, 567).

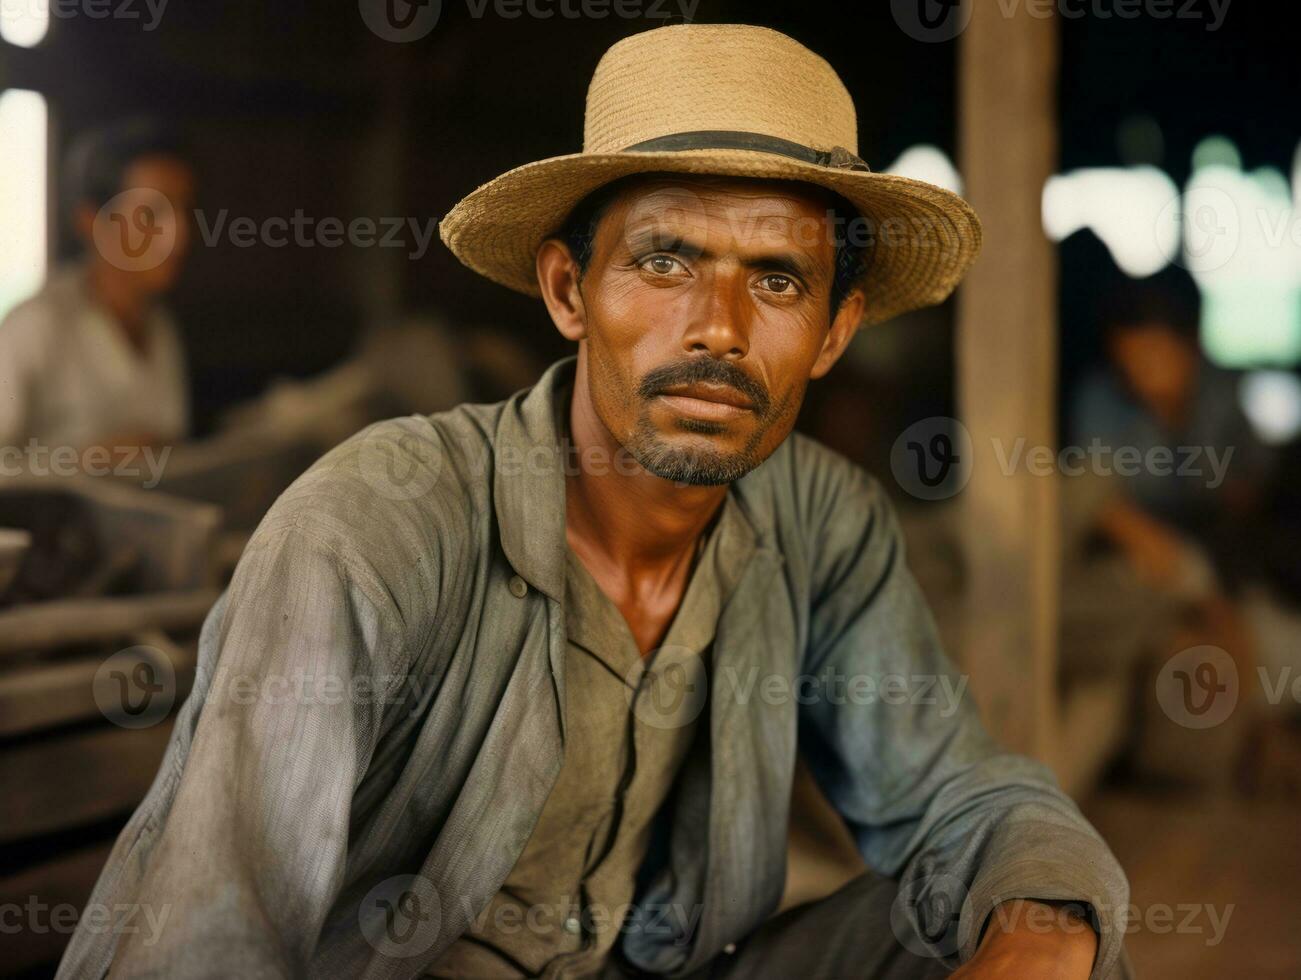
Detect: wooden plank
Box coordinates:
(0, 655, 103, 736)
(0, 588, 219, 658)
(0, 633, 196, 737)
(0, 475, 222, 593)
(957, 5, 1061, 759)
(0, 721, 174, 843)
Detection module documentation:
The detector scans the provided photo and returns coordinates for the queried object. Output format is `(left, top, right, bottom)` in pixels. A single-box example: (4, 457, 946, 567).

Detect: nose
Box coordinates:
(680, 268, 750, 360)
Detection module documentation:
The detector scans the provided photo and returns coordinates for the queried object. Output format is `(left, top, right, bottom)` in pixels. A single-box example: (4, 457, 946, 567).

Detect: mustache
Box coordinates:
(637, 358, 771, 416)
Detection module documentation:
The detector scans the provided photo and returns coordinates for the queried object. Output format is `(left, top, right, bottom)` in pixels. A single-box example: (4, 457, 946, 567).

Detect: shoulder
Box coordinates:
(248, 399, 508, 613)
(0, 267, 94, 362)
(0, 283, 64, 362)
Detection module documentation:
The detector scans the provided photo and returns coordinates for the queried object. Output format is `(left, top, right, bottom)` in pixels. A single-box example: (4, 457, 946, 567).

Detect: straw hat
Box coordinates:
(439, 23, 982, 327)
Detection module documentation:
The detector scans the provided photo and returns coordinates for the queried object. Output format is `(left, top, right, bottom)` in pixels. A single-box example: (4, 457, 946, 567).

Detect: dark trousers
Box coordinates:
(607, 874, 952, 980)
(701, 875, 952, 980)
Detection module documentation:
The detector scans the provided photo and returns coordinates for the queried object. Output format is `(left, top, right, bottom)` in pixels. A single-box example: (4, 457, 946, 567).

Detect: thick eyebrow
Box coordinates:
(623, 228, 704, 260)
(623, 227, 823, 283)
(740, 250, 820, 283)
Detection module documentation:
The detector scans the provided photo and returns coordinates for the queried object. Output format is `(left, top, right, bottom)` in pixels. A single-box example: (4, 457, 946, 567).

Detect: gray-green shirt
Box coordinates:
(427, 497, 749, 979)
(58, 356, 1129, 980)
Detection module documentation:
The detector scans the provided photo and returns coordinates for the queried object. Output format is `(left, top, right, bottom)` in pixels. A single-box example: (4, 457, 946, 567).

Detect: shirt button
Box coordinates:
(563, 915, 582, 935)
(508, 575, 528, 598)
(723, 942, 737, 954)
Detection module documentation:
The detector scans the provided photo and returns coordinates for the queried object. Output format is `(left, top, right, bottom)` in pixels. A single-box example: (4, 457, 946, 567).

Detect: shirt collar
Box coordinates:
(492, 356, 577, 601)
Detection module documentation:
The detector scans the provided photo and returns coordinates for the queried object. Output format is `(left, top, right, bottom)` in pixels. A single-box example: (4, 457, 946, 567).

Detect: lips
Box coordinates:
(656, 382, 754, 410)
(653, 381, 756, 423)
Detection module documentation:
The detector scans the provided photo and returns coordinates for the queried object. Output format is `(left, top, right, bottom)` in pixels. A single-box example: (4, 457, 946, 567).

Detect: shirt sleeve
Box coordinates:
(797, 462, 1129, 980)
(105, 518, 410, 979)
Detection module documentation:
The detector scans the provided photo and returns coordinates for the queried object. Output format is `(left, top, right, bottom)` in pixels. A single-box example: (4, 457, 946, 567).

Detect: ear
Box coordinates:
(808, 286, 864, 380)
(536, 238, 588, 343)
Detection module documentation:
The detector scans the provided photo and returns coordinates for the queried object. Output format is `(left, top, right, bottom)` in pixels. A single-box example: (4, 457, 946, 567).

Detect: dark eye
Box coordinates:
(641, 254, 686, 276)
(759, 274, 798, 295)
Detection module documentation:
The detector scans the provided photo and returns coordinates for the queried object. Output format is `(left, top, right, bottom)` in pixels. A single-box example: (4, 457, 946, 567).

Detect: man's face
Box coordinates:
(122, 155, 196, 292)
(554, 176, 861, 485)
(79, 154, 196, 293)
(1109, 321, 1197, 412)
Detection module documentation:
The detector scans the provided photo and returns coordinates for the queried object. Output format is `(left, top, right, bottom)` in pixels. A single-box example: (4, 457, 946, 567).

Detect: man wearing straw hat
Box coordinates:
(60, 23, 1128, 980)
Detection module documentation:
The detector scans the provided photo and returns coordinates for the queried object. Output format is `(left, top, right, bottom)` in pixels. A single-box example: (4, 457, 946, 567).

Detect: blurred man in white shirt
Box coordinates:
(0, 118, 195, 460)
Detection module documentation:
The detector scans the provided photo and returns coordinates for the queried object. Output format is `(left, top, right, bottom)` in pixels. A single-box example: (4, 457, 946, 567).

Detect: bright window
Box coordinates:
(0, 88, 48, 321)
(0, 0, 50, 47)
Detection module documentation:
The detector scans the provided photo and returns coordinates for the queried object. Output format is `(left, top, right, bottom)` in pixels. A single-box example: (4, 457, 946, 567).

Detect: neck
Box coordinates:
(86, 260, 152, 353)
(564, 356, 727, 580)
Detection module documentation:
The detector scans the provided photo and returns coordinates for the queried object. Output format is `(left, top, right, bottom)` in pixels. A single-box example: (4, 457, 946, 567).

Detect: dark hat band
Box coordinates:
(622, 130, 870, 172)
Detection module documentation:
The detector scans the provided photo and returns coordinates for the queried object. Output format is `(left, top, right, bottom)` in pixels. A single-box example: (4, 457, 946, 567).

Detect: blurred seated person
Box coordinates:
(0, 118, 195, 459)
(1069, 272, 1274, 787)
(1071, 273, 1270, 598)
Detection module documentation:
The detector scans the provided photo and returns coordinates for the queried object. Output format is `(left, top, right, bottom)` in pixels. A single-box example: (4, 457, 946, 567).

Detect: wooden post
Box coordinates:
(957, 3, 1060, 760)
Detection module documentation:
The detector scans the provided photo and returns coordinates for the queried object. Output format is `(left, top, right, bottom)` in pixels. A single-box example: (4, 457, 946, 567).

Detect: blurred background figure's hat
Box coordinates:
(440, 23, 983, 328)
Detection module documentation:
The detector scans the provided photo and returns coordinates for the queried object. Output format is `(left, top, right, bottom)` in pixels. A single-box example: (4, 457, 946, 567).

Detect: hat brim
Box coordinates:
(439, 148, 982, 328)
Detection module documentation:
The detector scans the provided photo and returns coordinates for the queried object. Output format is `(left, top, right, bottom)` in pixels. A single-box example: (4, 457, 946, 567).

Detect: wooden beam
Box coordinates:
(0, 589, 219, 658)
(957, 4, 1061, 759)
